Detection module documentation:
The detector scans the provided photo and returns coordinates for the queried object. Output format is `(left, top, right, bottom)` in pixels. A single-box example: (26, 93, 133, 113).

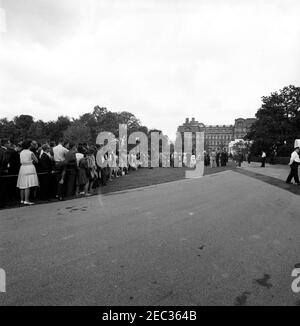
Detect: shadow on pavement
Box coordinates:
(234, 168, 300, 196)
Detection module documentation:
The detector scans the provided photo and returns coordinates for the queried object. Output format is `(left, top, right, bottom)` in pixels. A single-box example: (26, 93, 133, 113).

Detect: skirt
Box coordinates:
(17, 164, 39, 189)
(77, 167, 88, 186)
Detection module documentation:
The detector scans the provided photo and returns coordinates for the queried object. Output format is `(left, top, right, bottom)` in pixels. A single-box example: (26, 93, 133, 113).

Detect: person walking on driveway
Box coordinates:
(286, 146, 300, 185)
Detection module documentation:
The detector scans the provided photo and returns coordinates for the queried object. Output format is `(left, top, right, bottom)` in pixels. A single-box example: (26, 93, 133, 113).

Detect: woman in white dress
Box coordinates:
(17, 140, 39, 205)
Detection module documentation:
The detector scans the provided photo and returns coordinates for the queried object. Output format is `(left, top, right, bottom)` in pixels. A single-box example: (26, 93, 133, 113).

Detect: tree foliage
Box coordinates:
(0, 106, 149, 145)
(246, 85, 300, 156)
(231, 140, 252, 155)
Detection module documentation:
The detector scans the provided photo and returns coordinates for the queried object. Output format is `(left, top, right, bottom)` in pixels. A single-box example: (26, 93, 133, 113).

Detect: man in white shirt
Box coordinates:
(286, 147, 300, 185)
(53, 140, 68, 200)
(53, 140, 68, 163)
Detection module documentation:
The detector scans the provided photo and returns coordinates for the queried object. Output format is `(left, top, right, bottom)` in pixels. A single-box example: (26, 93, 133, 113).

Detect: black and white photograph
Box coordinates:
(0, 0, 300, 314)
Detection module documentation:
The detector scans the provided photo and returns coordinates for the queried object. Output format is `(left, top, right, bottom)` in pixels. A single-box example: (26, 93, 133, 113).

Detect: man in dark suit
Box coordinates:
(0, 139, 12, 207)
(0, 139, 10, 173)
(38, 144, 54, 200)
(6, 143, 21, 203)
(220, 150, 227, 167)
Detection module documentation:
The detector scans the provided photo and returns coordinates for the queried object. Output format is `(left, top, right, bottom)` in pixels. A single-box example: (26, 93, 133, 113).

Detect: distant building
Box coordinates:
(177, 117, 256, 152)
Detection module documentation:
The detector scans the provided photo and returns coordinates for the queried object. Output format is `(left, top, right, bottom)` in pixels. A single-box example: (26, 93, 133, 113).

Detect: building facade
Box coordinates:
(177, 117, 256, 152)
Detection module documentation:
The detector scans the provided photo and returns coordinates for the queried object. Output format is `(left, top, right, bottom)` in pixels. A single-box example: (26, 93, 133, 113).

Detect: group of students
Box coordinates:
(0, 138, 133, 207)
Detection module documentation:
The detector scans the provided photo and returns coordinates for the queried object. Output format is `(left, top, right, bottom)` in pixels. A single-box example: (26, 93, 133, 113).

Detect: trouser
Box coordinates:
(100, 167, 108, 186)
(7, 174, 18, 202)
(261, 157, 266, 167)
(286, 162, 299, 184)
(65, 169, 77, 197)
(54, 162, 65, 198)
(0, 173, 8, 207)
(39, 172, 52, 200)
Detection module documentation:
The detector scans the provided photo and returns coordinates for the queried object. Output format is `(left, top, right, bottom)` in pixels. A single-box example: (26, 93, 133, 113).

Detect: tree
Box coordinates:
(63, 123, 92, 144)
(45, 116, 72, 141)
(13, 115, 34, 139)
(0, 106, 151, 145)
(29, 120, 47, 142)
(92, 106, 108, 124)
(231, 140, 252, 156)
(246, 85, 300, 156)
(77, 113, 98, 141)
(0, 118, 18, 141)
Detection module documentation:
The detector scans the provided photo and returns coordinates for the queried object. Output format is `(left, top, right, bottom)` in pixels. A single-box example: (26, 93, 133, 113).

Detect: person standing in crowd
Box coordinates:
(0, 139, 11, 207)
(220, 150, 227, 167)
(30, 140, 40, 200)
(190, 153, 197, 168)
(8, 142, 21, 175)
(86, 149, 97, 192)
(53, 139, 69, 162)
(38, 144, 54, 200)
(49, 141, 56, 157)
(92, 145, 102, 188)
(110, 151, 118, 178)
(204, 151, 210, 167)
(261, 150, 266, 167)
(76, 152, 89, 196)
(216, 150, 220, 167)
(210, 150, 216, 168)
(170, 151, 174, 168)
(7, 142, 21, 202)
(129, 151, 137, 171)
(203, 151, 207, 166)
(0, 139, 11, 174)
(119, 151, 129, 175)
(270, 148, 277, 165)
(286, 146, 300, 185)
(53, 139, 69, 200)
(102, 151, 109, 185)
(76, 144, 85, 166)
(107, 151, 114, 180)
(63, 142, 77, 198)
(237, 152, 244, 167)
(17, 140, 39, 205)
(96, 148, 109, 186)
(186, 152, 192, 168)
(30, 140, 39, 159)
(247, 151, 251, 165)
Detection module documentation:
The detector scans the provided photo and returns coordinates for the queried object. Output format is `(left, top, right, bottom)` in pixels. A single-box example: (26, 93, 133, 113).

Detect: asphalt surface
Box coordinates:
(0, 170, 300, 306)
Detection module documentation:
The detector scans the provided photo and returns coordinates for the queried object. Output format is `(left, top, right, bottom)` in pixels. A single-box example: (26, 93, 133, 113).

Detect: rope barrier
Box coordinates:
(0, 166, 124, 179)
(0, 171, 53, 178)
(0, 169, 95, 179)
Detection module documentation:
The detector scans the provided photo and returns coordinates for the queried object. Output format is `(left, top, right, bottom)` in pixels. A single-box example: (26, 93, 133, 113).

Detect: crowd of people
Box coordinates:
(0, 138, 135, 207)
(0, 138, 209, 207)
(204, 150, 229, 168)
(1, 136, 298, 210)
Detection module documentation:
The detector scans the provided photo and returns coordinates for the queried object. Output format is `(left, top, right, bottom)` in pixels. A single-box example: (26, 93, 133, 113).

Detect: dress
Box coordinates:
(77, 157, 88, 186)
(17, 150, 39, 189)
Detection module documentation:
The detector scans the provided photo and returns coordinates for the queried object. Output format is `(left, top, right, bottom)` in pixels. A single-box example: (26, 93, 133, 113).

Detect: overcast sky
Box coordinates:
(0, 0, 300, 138)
